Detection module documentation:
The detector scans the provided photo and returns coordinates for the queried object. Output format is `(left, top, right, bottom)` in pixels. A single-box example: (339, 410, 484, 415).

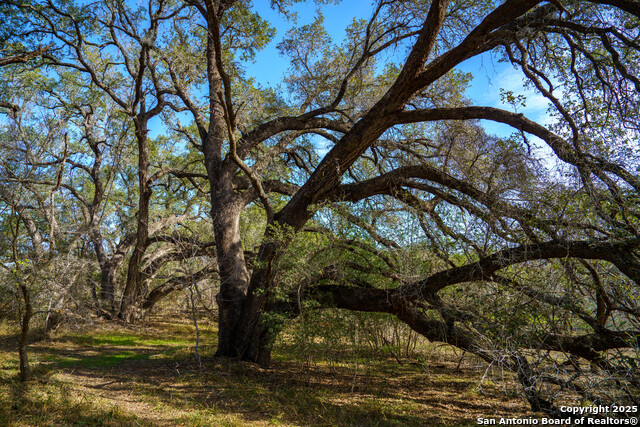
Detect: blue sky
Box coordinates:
(244, 1, 553, 142)
(246, 1, 370, 86)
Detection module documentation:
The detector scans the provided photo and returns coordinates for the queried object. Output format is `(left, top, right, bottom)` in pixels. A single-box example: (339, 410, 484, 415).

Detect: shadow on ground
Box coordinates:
(0, 319, 531, 426)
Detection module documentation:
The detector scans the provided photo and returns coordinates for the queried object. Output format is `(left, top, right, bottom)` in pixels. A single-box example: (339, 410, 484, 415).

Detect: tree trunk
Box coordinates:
(242, 318, 279, 366)
(229, 240, 279, 364)
(198, 5, 276, 362)
(18, 283, 32, 382)
(119, 117, 152, 322)
(200, 15, 254, 357)
(210, 186, 250, 357)
(100, 264, 117, 315)
(207, 178, 276, 363)
(90, 227, 117, 315)
(91, 229, 134, 317)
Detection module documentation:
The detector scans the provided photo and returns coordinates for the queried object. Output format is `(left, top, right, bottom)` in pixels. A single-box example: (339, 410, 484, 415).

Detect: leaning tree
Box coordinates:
(6, 0, 640, 413)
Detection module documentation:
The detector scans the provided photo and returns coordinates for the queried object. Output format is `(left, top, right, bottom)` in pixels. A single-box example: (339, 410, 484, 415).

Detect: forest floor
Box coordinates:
(0, 315, 534, 426)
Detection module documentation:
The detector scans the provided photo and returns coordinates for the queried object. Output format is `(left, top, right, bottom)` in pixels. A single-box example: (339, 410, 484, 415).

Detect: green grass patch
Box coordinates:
(52, 351, 151, 369)
(70, 333, 191, 348)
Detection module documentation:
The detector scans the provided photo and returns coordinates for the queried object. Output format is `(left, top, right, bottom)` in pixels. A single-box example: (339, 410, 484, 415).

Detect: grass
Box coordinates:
(0, 315, 533, 426)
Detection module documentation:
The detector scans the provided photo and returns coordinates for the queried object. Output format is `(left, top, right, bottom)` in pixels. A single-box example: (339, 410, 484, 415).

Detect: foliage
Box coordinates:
(1, 0, 639, 417)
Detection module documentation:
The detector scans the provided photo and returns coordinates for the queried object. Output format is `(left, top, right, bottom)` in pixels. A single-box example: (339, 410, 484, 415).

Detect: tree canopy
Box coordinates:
(1, 0, 639, 415)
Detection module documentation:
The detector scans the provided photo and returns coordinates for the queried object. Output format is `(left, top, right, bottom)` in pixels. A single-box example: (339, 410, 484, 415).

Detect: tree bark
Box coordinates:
(209, 166, 250, 357)
(119, 117, 153, 321)
(197, 6, 254, 358)
(18, 283, 32, 382)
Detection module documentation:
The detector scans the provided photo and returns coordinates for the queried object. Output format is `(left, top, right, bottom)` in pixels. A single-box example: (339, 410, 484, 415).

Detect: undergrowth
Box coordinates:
(0, 315, 531, 426)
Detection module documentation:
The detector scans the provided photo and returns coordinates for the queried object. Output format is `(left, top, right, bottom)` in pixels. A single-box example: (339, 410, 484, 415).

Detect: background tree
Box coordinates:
(5, 0, 217, 321)
(0, 57, 88, 381)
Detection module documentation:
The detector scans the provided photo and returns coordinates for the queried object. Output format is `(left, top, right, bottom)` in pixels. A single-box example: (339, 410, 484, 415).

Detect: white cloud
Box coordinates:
(459, 60, 562, 171)
(482, 66, 555, 127)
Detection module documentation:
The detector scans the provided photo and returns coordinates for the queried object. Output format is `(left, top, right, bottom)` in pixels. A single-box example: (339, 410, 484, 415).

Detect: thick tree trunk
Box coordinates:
(210, 180, 250, 357)
(119, 203, 150, 322)
(242, 320, 278, 366)
(229, 241, 279, 364)
(199, 16, 255, 357)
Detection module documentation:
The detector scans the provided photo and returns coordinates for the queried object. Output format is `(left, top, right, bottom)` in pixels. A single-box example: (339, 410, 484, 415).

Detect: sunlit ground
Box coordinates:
(0, 316, 532, 426)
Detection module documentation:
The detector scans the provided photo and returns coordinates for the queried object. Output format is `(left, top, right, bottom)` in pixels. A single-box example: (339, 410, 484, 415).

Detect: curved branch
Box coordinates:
(392, 106, 640, 191)
(0, 44, 52, 67)
(405, 238, 640, 296)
